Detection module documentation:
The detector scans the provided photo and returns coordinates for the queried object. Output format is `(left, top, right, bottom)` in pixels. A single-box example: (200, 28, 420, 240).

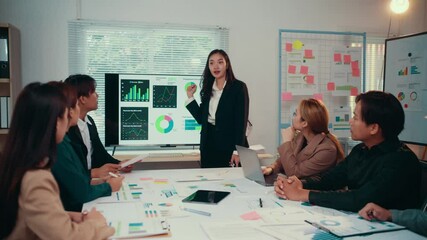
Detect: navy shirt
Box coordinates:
(304, 138, 421, 212)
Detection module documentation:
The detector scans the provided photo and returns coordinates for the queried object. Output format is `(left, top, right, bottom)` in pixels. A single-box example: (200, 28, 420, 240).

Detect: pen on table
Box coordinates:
(182, 207, 211, 216)
(108, 172, 126, 184)
(259, 198, 263, 208)
(367, 210, 375, 219)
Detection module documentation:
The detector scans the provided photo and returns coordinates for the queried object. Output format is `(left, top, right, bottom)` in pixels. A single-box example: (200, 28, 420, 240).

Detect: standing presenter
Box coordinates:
(186, 49, 249, 168)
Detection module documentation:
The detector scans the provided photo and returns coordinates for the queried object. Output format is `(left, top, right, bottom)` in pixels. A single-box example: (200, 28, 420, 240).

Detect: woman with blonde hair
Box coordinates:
(263, 98, 344, 179)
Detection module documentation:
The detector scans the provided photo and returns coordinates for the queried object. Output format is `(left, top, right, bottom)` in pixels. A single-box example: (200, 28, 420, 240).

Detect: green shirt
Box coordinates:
(52, 135, 112, 211)
(304, 138, 421, 212)
(391, 209, 427, 237)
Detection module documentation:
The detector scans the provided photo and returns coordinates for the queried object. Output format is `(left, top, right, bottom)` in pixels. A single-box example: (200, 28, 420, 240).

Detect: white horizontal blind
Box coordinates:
(352, 37, 385, 91)
(365, 37, 386, 91)
(68, 20, 229, 145)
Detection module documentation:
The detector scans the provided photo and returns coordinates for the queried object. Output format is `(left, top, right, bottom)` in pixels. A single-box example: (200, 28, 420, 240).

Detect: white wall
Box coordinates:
(0, 0, 426, 153)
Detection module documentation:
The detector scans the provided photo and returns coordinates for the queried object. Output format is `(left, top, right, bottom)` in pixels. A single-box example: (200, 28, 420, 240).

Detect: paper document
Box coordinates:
(305, 214, 405, 237)
(119, 154, 149, 168)
(201, 221, 281, 240)
(108, 219, 169, 239)
(174, 173, 224, 182)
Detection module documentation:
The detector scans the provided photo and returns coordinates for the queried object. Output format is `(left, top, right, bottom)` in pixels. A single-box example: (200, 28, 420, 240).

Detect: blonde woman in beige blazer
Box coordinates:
(263, 98, 344, 179)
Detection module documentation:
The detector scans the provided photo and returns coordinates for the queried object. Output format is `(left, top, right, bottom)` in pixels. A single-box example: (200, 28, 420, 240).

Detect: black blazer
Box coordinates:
(68, 115, 120, 169)
(187, 79, 249, 153)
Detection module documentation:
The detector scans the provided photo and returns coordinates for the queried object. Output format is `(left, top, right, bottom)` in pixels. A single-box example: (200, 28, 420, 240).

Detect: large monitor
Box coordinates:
(105, 73, 202, 147)
(384, 31, 427, 145)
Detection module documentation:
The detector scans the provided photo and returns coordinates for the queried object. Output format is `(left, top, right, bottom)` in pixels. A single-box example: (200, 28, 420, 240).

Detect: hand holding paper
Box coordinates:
(119, 154, 149, 168)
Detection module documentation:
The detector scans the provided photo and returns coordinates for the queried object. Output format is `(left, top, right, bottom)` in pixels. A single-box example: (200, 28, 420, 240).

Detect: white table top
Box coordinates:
(83, 168, 424, 240)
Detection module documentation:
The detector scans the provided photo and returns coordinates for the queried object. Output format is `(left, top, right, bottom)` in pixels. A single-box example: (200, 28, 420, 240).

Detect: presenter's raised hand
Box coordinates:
(186, 84, 197, 98)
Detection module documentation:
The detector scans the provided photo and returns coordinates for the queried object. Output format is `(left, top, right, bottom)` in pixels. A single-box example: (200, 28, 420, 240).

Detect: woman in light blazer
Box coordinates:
(0, 82, 114, 239)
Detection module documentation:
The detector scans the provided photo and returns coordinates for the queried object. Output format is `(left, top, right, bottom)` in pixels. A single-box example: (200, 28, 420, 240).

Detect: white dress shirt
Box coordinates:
(185, 79, 226, 126)
(77, 116, 93, 169)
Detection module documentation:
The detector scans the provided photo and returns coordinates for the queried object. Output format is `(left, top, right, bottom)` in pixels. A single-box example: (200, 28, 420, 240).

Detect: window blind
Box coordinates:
(68, 20, 229, 145)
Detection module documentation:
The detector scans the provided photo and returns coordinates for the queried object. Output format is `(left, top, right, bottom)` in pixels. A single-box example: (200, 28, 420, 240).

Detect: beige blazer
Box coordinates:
(6, 169, 114, 240)
(270, 132, 338, 179)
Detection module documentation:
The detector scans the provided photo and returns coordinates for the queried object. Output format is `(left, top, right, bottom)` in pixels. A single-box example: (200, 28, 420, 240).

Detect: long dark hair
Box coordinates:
(200, 49, 236, 102)
(0, 82, 67, 238)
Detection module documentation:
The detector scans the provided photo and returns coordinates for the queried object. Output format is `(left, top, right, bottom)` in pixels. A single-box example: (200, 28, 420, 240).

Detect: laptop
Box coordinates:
(236, 145, 275, 186)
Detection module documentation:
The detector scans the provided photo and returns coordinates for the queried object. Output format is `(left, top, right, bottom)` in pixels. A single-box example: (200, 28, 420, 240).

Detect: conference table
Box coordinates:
(83, 167, 425, 240)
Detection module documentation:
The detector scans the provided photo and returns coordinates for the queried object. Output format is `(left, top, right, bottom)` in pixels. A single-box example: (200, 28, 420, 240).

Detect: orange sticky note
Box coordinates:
(300, 65, 309, 74)
(343, 54, 351, 64)
(334, 53, 342, 62)
(313, 93, 323, 101)
(352, 68, 360, 77)
(327, 82, 335, 91)
(350, 87, 359, 96)
(282, 92, 293, 101)
(288, 65, 296, 74)
(285, 43, 292, 52)
(351, 61, 359, 70)
(306, 75, 314, 84)
(241, 211, 261, 220)
(304, 49, 313, 58)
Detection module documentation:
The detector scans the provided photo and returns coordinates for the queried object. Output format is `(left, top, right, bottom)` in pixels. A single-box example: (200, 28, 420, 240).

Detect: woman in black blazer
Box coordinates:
(186, 49, 249, 168)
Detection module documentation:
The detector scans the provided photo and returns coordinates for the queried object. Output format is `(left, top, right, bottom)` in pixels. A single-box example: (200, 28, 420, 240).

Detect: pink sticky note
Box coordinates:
(240, 211, 261, 220)
(327, 82, 335, 91)
(306, 75, 314, 84)
(313, 93, 323, 101)
(350, 87, 358, 96)
(140, 177, 153, 181)
(304, 49, 313, 58)
(281, 92, 293, 101)
(352, 68, 360, 77)
(334, 53, 342, 62)
(351, 61, 359, 70)
(343, 54, 351, 64)
(288, 65, 296, 74)
(285, 43, 292, 52)
(300, 65, 309, 74)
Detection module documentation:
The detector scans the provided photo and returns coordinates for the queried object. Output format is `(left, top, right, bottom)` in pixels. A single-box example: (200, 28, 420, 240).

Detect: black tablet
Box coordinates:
(182, 190, 230, 204)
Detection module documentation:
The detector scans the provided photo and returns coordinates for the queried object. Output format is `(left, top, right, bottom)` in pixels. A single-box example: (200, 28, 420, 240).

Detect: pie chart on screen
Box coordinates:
(155, 115, 174, 133)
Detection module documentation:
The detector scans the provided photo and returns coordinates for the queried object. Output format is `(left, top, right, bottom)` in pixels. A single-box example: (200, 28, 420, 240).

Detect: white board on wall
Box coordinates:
(384, 31, 427, 145)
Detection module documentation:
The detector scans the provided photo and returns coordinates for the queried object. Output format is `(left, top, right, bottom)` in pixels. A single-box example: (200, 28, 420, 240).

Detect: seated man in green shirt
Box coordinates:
(274, 91, 421, 212)
(359, 201, 427, 237)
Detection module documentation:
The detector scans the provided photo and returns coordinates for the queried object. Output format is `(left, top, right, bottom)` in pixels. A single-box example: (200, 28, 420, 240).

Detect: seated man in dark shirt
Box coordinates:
(64, 74, 133, 178)
(274, 91, 421, 212)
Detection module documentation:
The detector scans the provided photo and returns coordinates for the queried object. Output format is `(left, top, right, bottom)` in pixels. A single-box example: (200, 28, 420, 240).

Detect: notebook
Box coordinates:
(236, 145, 275, 186)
